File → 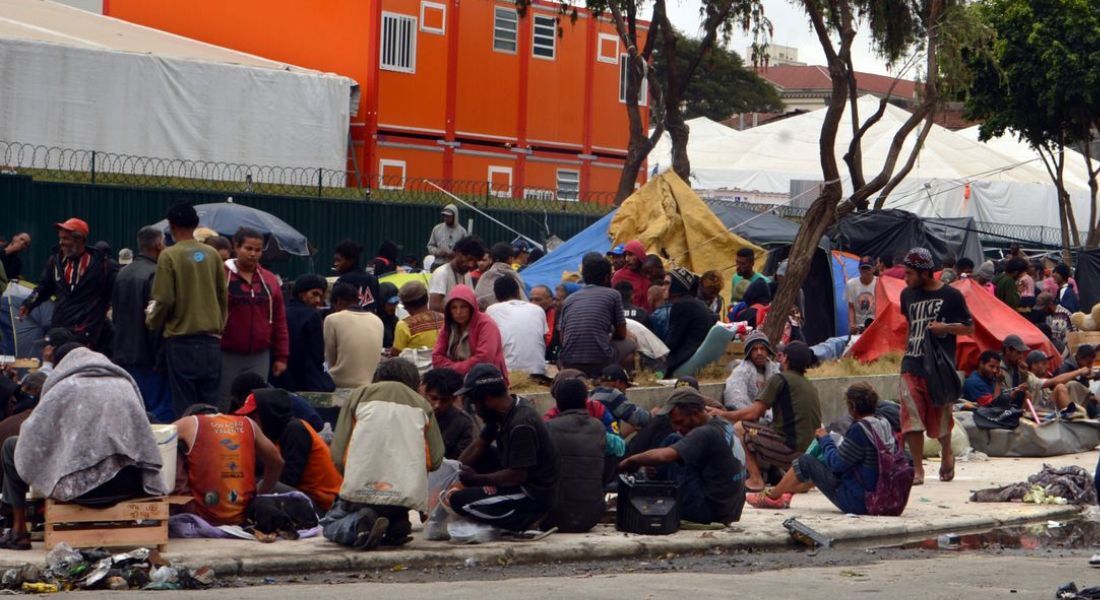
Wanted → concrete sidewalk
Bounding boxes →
[0,453,1091,577]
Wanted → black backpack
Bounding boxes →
[921,332,961,406]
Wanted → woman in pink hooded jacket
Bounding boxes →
[432,285,509,386]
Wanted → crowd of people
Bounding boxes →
[0,200,1092,551]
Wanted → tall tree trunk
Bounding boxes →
[1085,142,1100,248]
[610,3,662,204]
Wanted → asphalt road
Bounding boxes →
[64,549,1100,599]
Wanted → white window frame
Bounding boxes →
[380,12,417,73]
[378,159,407,190]
[492,6,518,54]
[523,188,555,201]
[532,14,556,60]
[419,1,446,35]
[487,166,513,198]
[597,33,619,64]
[618,53,647,104]
[556,169,580,201]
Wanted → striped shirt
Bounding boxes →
[558,286,625,365]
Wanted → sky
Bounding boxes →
[655,0,897,76]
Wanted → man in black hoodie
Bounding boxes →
[665,267,717,375]
[272,275,335,393]
[21,218,116,351]
[333,239,381,314]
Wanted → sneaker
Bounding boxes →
[1089,553,1100,567]
[746,492,792,510]
[353,516,389,551]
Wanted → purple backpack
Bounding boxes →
[857,420,914,516]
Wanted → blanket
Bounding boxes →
[14,347,167,500]
[969,464,1097,505]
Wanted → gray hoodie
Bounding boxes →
[427,203,468,257]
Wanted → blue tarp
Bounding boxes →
[830,251,861,337]
[522,210,616,291]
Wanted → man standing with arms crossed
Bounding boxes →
[898,248,972,485]
[147,202,228,417]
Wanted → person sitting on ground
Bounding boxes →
[707,341,822,492]
[543,370,616,433]
[0,372,44,448]
[1031,292,1074,350]
[273,274,335,394]
[698,270,726,319]
[557,253,637,377]
[447,365,560,533]
[322,358,443,550]
[664,267,718,376]
[474,242,527,310]
[333,239,381,313]
[229,372,324,432]
[324,282,384,389]
[486,276,548,377]
[174,405,284,526]
[429,236,484,313]
[611,241,654,311]
[1024,350,1092,418]
[995,257,1028,312]
[1057,344,1100,418]
[1,345,169,549]
[545,378,608,533]
[962,351,1023,409]
[590,365,650,437]
[378,282,400,351]
[746,383,896,513]
[733,277,772,329]
[420,367,477,460]
[722,331,781,413]
[391,280,445,355]
[431,284,509,383]
[619,387,746,525]
[615,281,650,330]
[731,247,766,303]
[235,388,342,512]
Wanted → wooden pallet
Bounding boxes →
[44,497,169,552]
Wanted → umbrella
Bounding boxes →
[150,202,313,261]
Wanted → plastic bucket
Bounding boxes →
[151,424,178,493]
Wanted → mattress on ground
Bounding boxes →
[959,411,1100,457]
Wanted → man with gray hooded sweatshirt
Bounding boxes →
[427,204,468,262]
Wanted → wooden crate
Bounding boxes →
[45,497,169,552]
[1066,331,1100,354]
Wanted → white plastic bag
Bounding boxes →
[425,459,462,541]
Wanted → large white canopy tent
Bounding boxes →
[654,96,1094,232]
[957,125,1096,199]
[647,116,741,175]
[0,0,357,182]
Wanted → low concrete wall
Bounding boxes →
[525,373,900,424]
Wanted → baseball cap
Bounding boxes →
[599,365,633,387]
[859,256,874,270]
[54,218,89,238]
[455,364,506,396]
[118,248,134,266]
[234,393,259,416]
[1003,335,1029,353]
[666,387,706,409]
[608,244,626,256]
[399,280,428,304]
[45,327,78,347]
[674,375,700,390]
[1026,350,1053,366]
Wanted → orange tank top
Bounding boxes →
[187,415,257,525]
[291,420,343,512]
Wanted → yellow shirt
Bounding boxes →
[392,311,444,352]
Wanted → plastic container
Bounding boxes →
[150,424,178,493]
[615,474,680,535]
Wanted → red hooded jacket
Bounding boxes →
[432,285,510,385]
[221,259,290,362]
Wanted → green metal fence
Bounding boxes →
[1,174,605,281]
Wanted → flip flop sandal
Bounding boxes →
[503,527,557,542]
[939,465,955,482]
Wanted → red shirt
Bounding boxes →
[612,267,652,311]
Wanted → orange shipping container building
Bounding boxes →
[106,0,647,203]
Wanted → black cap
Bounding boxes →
[45,327,78,347]
[666,387,706,409]
[600,365,632,386]
[455,364,506,397]
[1003,335,1029,353]
[1026,350,1053,366]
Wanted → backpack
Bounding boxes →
[856,420,914,516]
[921,331,961,407]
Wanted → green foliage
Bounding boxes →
[652,31,783,120]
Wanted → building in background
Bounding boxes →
[107,0,648,203]
[753,44,805,67]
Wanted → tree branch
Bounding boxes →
[874,110,934,206]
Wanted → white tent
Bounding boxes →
[957,126,1095,195]
[647,117,739,175]
[665,96,1093,231]
[0,0,357,182]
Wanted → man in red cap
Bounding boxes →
[611,240,653,311]
[20,218,116,349]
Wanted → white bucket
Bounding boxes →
[151,424,178,494]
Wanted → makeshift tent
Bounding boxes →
[1075,249,1100,312]
[849,277,1060,372]
[520,210,616,292]
[610,172,765,292]
[671,96,1080,230]
[0,0,355,181]
[831,209,985,267]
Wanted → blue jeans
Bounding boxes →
[793,454,867,515]
[321,501,412,548]
[124,365,174,423]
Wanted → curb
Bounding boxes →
[166,504,1083,577]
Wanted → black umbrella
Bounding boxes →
[151,201,313,261]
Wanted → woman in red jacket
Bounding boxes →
[218,227,290,405]
[431,285,509,386]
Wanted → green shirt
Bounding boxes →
[994,273,1021,310]
[758,371,821,453]
[146,240,228,337]
[731,272,768,303]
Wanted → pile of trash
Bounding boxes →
[1,543,214,592]
[969,464,1097,505]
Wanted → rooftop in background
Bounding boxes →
[0,0,331,74]
[756,64,918,102]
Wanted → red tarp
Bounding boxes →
[850,277,1061,373]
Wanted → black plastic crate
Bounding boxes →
[615,474,680,535]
